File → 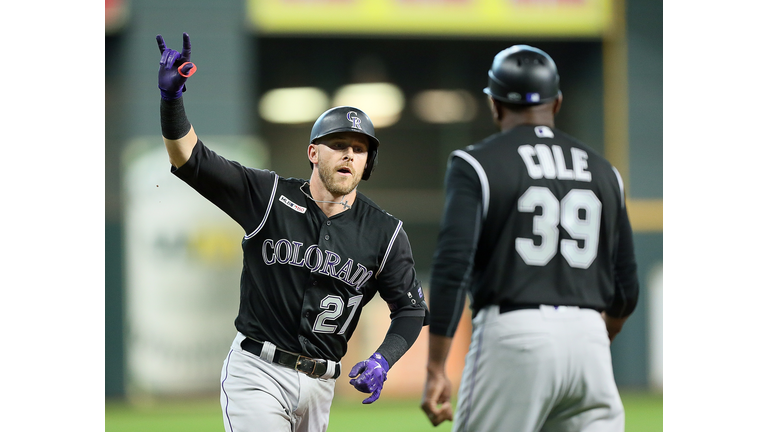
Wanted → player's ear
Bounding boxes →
[488,96,502,122]
[308,143,319,165]
[552,92,563,115]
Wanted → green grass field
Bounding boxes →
[106,391,661,432]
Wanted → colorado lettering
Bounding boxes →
[518,144,592,182]
[262,239,373,289]
[320,251,342,277]
[303,245,324,272]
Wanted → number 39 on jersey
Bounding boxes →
[515,186,601,269]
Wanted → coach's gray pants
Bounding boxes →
[220,332,337,432]
[453,305,624,432]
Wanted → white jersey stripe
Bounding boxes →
[245,174,280,239]
[612,167,626,208]
[451,150,490,220]
[376,220,403,278]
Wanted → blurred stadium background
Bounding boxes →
[105,0,661,413]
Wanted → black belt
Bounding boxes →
[499,304,600,314]
[241,338,341,379]
[499,304,541,314]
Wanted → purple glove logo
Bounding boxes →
[156,33,197,101]
[348,353,390,404]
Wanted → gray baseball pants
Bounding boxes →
[220,332,337,432]
[453,305,624,432]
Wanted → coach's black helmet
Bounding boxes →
[310,106,380,180]
[483,45,561,105]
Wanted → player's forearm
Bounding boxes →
[606,207,639,318]
[426,333,453,373]
[163,126,197,168]
[374,315,424,367]
[160,97,197,168]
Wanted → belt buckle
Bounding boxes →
[295,355,324,378]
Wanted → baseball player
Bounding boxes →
[420,45,640,431]
[156,33,428,432]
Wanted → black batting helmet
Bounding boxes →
[483,45,560,105]
[309,106,380,180]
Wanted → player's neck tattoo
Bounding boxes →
[301,182,351,210]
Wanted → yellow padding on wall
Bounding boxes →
[626,199,662,232]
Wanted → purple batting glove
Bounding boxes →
[156,33,196,100]
[348,353,389,404]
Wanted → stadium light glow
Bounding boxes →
[412,89,478,124]
[259,87,329,124]
[332,83,404,128]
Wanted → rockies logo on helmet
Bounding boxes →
[347,111,363,130]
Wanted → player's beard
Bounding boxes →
[317,158,362,196]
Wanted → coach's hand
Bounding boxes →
[421,367,454,426]
[156,32,197,101]
[602,312,629,343]
[348,353,389,404]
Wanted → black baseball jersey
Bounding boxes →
[429,125,639,337]
[173,139,425,362]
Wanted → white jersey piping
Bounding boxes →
[245,174,280,239]
[451,150,490,220]
[376,220,403,278]
[612,166,626,208]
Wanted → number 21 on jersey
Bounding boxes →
[515,186,601,269]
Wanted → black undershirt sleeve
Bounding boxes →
[374,315,424,368]
[605,204,640,318]
[428,156,483,337]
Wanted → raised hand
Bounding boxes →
[156,32,197,100]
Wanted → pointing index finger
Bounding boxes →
[156,35,166,54]
[181,32,192,61]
